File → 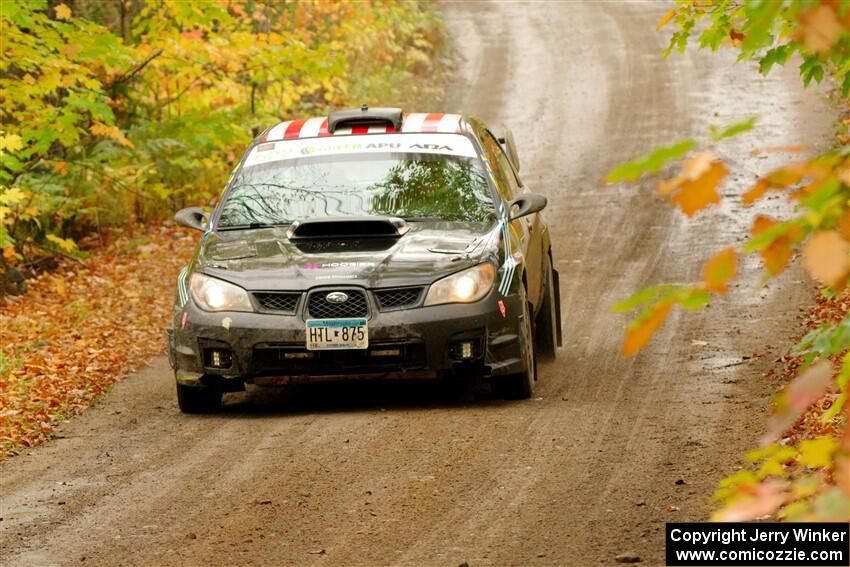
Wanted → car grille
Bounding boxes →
[307,289,368,319]
[374,287,424,311]
[254,292,301,313]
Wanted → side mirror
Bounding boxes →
[174,207,209,232]
[507,193,547,221]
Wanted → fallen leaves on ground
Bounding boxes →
[714,290,850,521]
[0,224,194,458]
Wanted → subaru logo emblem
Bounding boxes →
[325,291,349,304]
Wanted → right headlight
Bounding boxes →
[424,263,496,306]
[189,273,253,312]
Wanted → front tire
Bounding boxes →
[176,382,222,414]
[495,297,536,400]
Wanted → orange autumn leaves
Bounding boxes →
[803,231,850,288]
[745,155,850,289]
[0,226,195,457]
[617,149,850,356]
[622,247,737,356]
[658,151,728,217]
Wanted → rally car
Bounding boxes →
[167,106,562,413]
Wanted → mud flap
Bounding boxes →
[166,328,177,369]
[553,268,563,347]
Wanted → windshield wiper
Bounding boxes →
[216,221,290,231]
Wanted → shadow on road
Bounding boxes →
[214,378,521,418]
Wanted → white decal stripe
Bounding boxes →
[437,113,461,133]
[299,117,325,138]
[334,126,352,135]
[498,221,513,295]
[500,259,515,296]
[401,113,427,132]
[177,267,188,305]
[265,121,291,141]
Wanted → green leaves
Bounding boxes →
[660,0,847,92]
[760,44,795,74]
[0,1,447,264]
[710,117,756,141]
[604,139,695,182]
[795,317,850,365]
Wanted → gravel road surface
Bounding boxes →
[0,2,835,566]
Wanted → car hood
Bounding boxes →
[197,221,499,291]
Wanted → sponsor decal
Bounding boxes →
[180,311,189,329]
[243,133,477,167]
[315,274,359,280]
[498,299,507,318]
[409,143,453,151]
[302,261,376,270]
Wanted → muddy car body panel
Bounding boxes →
[167,108,561,412]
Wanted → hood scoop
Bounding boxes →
[287,217,410,240]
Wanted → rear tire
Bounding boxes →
[535,256,559,361]
[176,382,222,414]
[495,296,536,400]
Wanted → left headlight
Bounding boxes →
[424,263,496,306]
[189,273,253,312]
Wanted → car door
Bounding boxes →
[479,129,544,308]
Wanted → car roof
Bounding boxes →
[259,111,464,142]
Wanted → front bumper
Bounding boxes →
[167,287,527,386]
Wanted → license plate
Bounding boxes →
[305,318,368,350]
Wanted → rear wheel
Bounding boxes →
[495,295,536,400]
[176,382,222,414]
[535,256,559,361]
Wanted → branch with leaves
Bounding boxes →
[608,0,849,522]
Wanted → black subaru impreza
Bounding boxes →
[168,107,561,413]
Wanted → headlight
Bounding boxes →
[189,273,253,312]
[424,263,495,306]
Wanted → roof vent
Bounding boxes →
[328,106,403,133]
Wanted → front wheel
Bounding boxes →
[495,297,536,400]
[176,382,222,414]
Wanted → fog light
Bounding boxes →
[284,352,314,359]
[206,348,232,368]
[461,341,474,359]
[371,349,401,357]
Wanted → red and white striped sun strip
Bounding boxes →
[261,113,462,142]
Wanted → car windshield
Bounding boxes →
[217,153,495,228]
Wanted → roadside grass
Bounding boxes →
[0,226,194,457]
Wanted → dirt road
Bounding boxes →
[0,2,835,566]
